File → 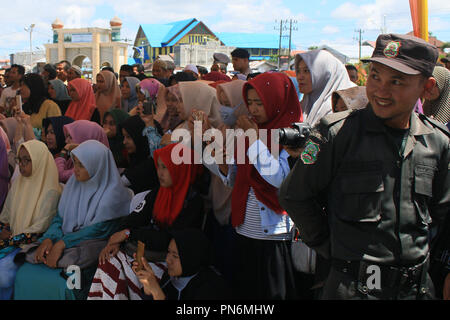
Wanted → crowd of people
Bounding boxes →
[0,34,448,301]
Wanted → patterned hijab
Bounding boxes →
[295,50,356,126]
[59,140,132,234]
[423,66,450,124]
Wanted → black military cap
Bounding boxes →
[231,48,250,59]
[362,33,438,77]
[213,52,230,64]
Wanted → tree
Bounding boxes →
[308,46,319,50]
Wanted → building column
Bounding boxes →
[92,31,100,82]
[57,30,65,62]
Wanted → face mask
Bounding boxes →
[219,105,237,126]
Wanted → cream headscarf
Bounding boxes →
[95,70,122,122]
[216,79,249,121]
[423,66,450,124]
[295,50,356,126]
[178,81,223,129]
[0,140,61,236]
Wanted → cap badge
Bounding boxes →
[383,41,401,58]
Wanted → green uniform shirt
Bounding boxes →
[279,106,450,267]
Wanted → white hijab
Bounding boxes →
[296,50,356,126]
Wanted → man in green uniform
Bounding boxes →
[279,34,449,300]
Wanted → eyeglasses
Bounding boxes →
[15,157,31,166]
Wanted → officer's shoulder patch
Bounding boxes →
[419,114,450,138]
[301,140,320,165]
[320,109,356,127]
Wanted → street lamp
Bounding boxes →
[24,24,35,71]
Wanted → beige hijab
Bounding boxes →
[178,81,223,129]
[332,86,369,112]
[95,70,122,122]
[216,79,249,120]
[0,140,61,235]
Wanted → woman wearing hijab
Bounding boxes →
[0,140,61,299]
[20,73,62,130]
[133,78,167,123]
[88,143,205,300]
[95,70,122,123]
[0,138,9,212]
[295,50,356,126]
[42,116,74,157]
[48,79,72,115]
[13,140,132,300]
[102,109,129,168]
[55,120,109,183]
[133,229,231,300]
[423,66,450,125]
[120,76,140,112]
[65,78,96,121]
[331,86,369,113]
[203,72,302,300]
[160,85,184,133]
[120,115,159,194]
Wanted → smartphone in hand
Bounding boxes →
[142,99,156,115]
[136,241,145,271]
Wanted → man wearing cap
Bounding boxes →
[441,53,450,71]
[231,48,251,77]
[67,65,82,82]
[279,34,449,300]
[213,52,230,74]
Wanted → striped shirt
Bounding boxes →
[236,188,291,241]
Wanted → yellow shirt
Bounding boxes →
[30,99,62,129]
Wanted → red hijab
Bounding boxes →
[152,143,202,227]
[203,71,231,83]
[231,72,303,227]
[65,79,96,121]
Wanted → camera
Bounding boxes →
[279,123,312,148]
[142,99,157,115]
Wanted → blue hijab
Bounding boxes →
[122,77,140,112]
[58,140,132,234]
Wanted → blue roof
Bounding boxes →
[140,19,197,47]
[166,21,200,47]
[216,32,280,49]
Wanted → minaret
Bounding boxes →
[110,16,122,42]
[51,18,64,43]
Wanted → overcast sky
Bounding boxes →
[0,0,449,61]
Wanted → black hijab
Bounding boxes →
[42,116,74,154]
[170,229,212,277]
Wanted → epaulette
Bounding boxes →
[320,109,357,127]
[418,113,450,138]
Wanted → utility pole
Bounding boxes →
[24,24,35,71]
[275,19,298,70]
[355,28,364,62]
[276,20,283,70]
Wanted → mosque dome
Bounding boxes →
[110,16,122,27]
[51,18,64,29]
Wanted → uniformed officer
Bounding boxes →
[279,34,450,300]
[213,52,231,74]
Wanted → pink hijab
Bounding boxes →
[95,71,122,122]
[138,78,167,122]
[63,120,110,148]
[66,79,96,121]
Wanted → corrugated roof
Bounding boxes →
[216,32,280,49]
[140,19,197,47]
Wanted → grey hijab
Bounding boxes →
[295,50,356,126]
[423,66,450,124]
[49,79,71,101]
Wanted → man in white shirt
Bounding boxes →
[0,64,24,116]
